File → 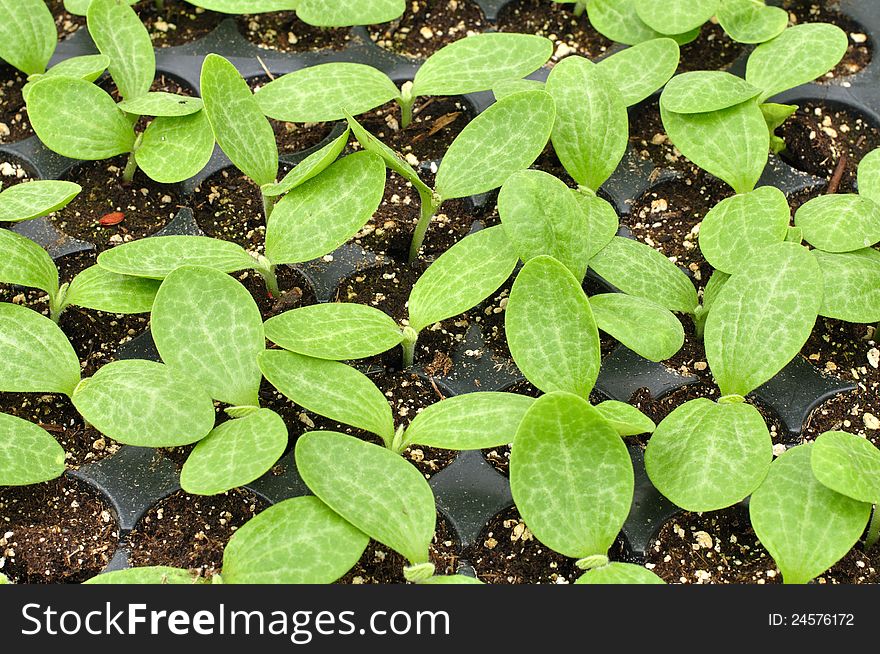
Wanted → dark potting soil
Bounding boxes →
[495,0,613,62]
[645,505,879,584]
[136,0,225,47]
[677,22,744,73]
[128,488,268,575]
[233,266,317,319]
[529,142,579,188]
[0,156,33,192]
[0,64,30,145]
[237,11,352,52]
[45,0,85,39]
[783,0,873,81]
[0,475,118,583]
[338,513,459,584]
[779,102,880,193]
[628,99,698,177]
[249,76,336,154]
[368,0,486,59]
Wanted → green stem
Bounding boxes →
[261,191,276,222]
[399,81,415,129]
[573,1,586,17]
[49,283,69,324]
[400,325,418,369]
[258,264,280,298]
[122,133,143,184]
[866,507,880,550]
[408,189,441,263]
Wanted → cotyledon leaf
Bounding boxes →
[660,70,761,114]
[420,575,484,585]
[811,431,880,505]
[511,392,634,559]
[0,229,58,296]
[63,0,137,16]
[84,567,207,585]
[159,1,292,15]
[596,38,680,107]
[295,431,436,565]
[39,53,110,82]
[0,302,80,396]
[222,496,369,584]
[403,392,536,450]
[645,398,773,512]
[118,92,205,117]
[588,0,664,45]
[493,78,545,101]
[258,350,395,446]
[795,194,880,253]
[576,563,666,584]
[152,266,265,407]
[296,0,406,26]
[857,147,880,205]
[594,400,656,437]
[505,256,601,398]
[750,444,871,584]
[87,0,155,101]
[181,409,288,496]
[589,293,685,362]
[408,225,519,333]
[135,111,217,184]
[717,0,788,44]
[634,0,719,36]
[71,359,216,447]
[264,303,403,360]
[65,265,160,314]
[0,413,65,486]
[261,128,349,197]
[812,248,880,323]
[0,0,56,75]
[0,180,81,223]
[705,242,821,397]
[574,193,619,259]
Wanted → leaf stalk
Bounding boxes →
[400,325,418,369]
[408,189,442,263]
[399,81,415,130]
[122,133,144,184]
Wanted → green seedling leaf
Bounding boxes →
[0,303,80,395]
[264,303,403,360]
[762,101,798,153]
[223,496,369,584]
[259,350,395,446]
[265,152,385,265]
[705,242,820,397]
[588,0,664,45]
[72,359,216,447]
[857,147,880,205]
[747,23,848,102]
[411,33,552,97]
[409,225,519,333]
[545,56,627,191]
[87,0,155,101]
[170,0,292,14]
[589,293,684,362]
[645,398,772,511]
[201,53,278,187]
[660,98,768,194]
[511,392,634,559]
[0,229,58,297]
[795,194,880,253]
[64,0,137,15]
[811,431,880,505]
[694,269,730,334]
[576,563,666,584]
[297,0,406,26]
[40,53,110,82]
[812,249,880,323]
[27,77,136,159]
[635,0,718,36]
[65,265,160,314]
[434,90,555,200]
[296,431,436,565]
[575,194,619,259]
[750,444,871,584]
[181,409,288,495]
[589,236,698,314]
[594,400,656,436]
[498,169,593,281]
[97,235,257,280]
[0,0,55,75]
[84,568,206,585]
[596,38,680,107]
[152,266,264,407]
[661,71,761,114]
[717,0,788,44]
[699,185,790,273]
[506,256,601,397]
[492,78,545,102]
[118,92,205,117]
[135,111,216,184]
[420,575,484,585]
[0,413,65,485]
[262,128,349,197]
[403,392,536,450]
[256,63,400,123]
[0,180,81,223]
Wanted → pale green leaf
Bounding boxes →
[511,392,633,559]
[42,54,110,82]
[170,0,292,14]
[265,152,386,265]
[505,256,601,397]
[262,128,349,197]
[264,303,403,360]
[576,563,666,584]
[72,359,216,447]
[596,38,680,107]
[65,265,159,314]
[0,180,81,223]
[705,242,820,397]
[795,194,880,253]
[545,56,627,191]
[297,0,405,26]
[201,54,278,186]
[152,266,264,407]
[661,71,761,114]
[295,431,436,565]
[403,392,536,450]
[181,409,288,495]
[590,293,684,362]
[409,225,519,333]
[420,575,484,585]
[0,413,65,485]
[259,350,395,446]
[0,302,80,396]
[746,24,848,102]
[750,444,871,584]
[222,496,369,584]
[27,77,136,159]
[857,148,880,206]
[135,111,216,184]
[594,400,656,436]
[588,0,664,45]
[811,431,880,505]
[589,236,699,314]
[87,0,155,101]
[84,567,207,585]
[434,90,555,200]
[64,0,137,15]
[635,0,718,35]
[717,0,788,44]
[118,92,204,117]
[492,79,545,102]
[0,0,55,75]
[813,249,880,323]
[575,194,619,259]
[0,229,58,297]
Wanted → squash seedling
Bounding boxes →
[256,33,552,129]
[26,0,215,184]
[183,0,406,26]
[659,23,848,193]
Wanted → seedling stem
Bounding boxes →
[573,2,586,17]
[49,283,69,324]
[399,81,415,130]
[122,133,143,184]
[409,189,442,262]
[401,325,418,369]
[261,191,276,221]
[253,254,281,298]
[867,508,879,550]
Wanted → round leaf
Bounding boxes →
[588,0,664,45]
[634,0,718,36]
[0,229,58,297]
[661,71,762,114]
[0,413,65,485]
[87,0,155,101]
[135,111,216,184]
[811,431,880,505]
[118,92,205,117]
[717,0,788,44]
[40,54,111,83]
[66,265,160,314]
[0,180,81,223]
[795,194,880,253]
[576,563,665,584]
[296,0,406,26]
[596,38,680,107]
[594,400,656,437]
[589,293,685,362]
[812,248,880,323]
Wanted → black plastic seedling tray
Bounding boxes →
[0,0,875,576]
